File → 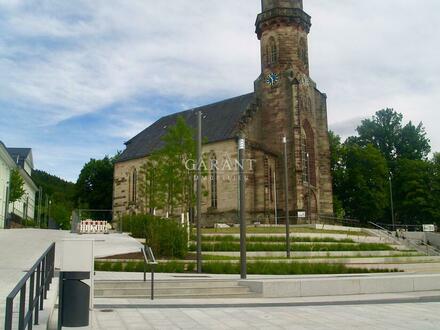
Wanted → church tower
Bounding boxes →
[254,0,333,221]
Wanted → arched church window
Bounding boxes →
[210,154,218,209]
[301,120,316,186]
[301,131,309,183]
[267,37,278,65]
[298,37,308,67]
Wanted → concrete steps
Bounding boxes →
[94,280,257,299]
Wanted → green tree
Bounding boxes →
[355,108,430,163]
[338,144,389,224]
[139,116,196,216]
[393,158,438,225]
[328,131,345,218]
[9,168,25,203]
[76,156,114,211]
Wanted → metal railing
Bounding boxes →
[4,243,55,330]
[369,221,440,256]
[141,246,158,300]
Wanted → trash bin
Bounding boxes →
[60,272,91,327]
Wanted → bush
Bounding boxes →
[121,214,188,258]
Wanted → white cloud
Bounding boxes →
[1,0,440,180]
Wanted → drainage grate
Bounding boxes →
[99,309,114,313]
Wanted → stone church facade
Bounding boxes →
[113,0,333,225]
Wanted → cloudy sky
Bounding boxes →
[1,0,439,182]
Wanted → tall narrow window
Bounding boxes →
[269,167,274,203]
[302,120,316,186]
[130,169,137,203]
[268,37,278,65]
[301,132,309,183]
[210,155,218,209]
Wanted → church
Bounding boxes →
[113,0,333,225]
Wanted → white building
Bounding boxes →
[7,148,38,223]
[0,142,15,228]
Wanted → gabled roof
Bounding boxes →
[117,93,256,163]
[7,148,32,168]
[0,141,16,168]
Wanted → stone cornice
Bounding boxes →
[255,7,311,38]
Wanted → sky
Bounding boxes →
[1,0,439,182]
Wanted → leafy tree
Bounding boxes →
[355,108,430,164]
[328,131,345,218]
[76,156,114,211]
[338,144,389,224]
[139,116,196,216]
[393,159,438,225]
[9,168,25,203]
[397,121,431,161]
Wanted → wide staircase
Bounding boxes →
[94,279,257,299]
[94,224,440,299]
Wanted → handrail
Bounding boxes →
[369,221,440,256]
[4,242,56,330]
[141,246,158,300]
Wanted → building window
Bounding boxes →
[267,37,278,65]
[298,37,309,67]
[210,155,218,209]
[301,132,309,183]
[269,166,274,203]
[302,120,316,186]
[130,169,137,203]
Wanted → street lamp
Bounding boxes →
[282,136,291,258]
[389,173,395,231]
[196,111,202,273]
[238,135,247,279]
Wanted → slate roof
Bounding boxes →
[117,93,255,163]
[7,148,32,168]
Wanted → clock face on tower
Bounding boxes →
[265,72,279,87]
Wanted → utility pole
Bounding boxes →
[283,136,291,258]
[389,173,395,231]
[196,111,202,273]
[238,135,247,279]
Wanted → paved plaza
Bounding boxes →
[92,301,440,330]
[0,229,141,325]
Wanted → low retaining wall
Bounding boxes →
[239,274,440,298]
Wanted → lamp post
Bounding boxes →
[306,152,311,224]
[196,111,202,273]
[282,136,291,258]
[238,135,247,279]
[389,173,395,231]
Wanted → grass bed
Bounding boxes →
[95,260,396,275]
[188,242,393,252]
[200,227,369,236]
[196,235,355,244]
